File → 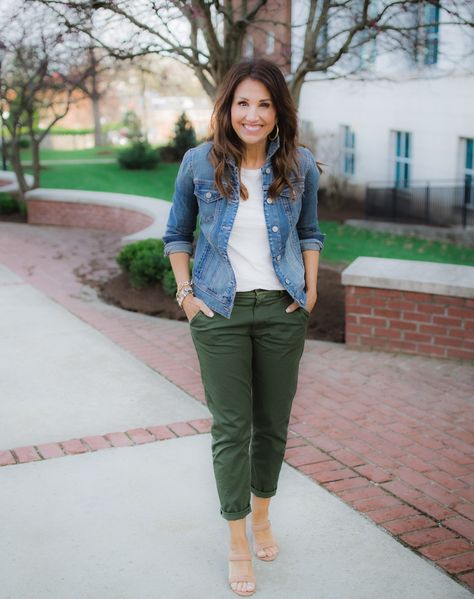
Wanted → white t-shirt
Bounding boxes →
[227,167,285,292]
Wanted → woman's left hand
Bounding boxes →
[285,289,318,314]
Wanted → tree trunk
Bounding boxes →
[31,137,41,189]
[289,72,306,109]
[9,139,28,202]
[91,91,103,147]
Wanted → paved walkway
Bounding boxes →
[0,221,473,597]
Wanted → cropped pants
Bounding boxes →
[189,289,309,521]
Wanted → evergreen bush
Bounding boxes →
[117,141,160,170]
[172,112,197,160]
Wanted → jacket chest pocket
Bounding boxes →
[194,180,225,223]
[280,178,304,223]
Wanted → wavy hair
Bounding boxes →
[209,58,302,201]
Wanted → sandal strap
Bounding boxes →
[229,551,252,561]
[228,574,257,584]
[252,518,271,532]
[254,541,279,552]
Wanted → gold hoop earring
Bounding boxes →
[269,123,279,141]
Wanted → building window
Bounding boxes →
[341,125,355,176]
[355,0,378,68]
[266,31,275,55]
[424,2,440,65]
[394,131,411,188]
[464,138,474,203]
[412,1,440,65]
[318,21,329,62]
[244,36,254,58]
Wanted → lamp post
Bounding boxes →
[0,42,7,171]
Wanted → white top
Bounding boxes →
[227,167,285,292]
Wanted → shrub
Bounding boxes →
[162,268,177,296]
[0,194,21,214]
[158,144,180,163]
[116,239,170,288]
[117,141,160,170]
[172,112,197,160]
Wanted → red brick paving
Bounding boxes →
[0,222,473,591]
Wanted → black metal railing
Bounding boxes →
[365,179,473,227]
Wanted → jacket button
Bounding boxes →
[205,191,212,198]
[276,255,281,261]
[272,225,278,232]
[266,198,273,204]
[285,278,290,284]
[265,167,271,174]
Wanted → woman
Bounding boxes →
[163,58,325,597]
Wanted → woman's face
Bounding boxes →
[230,77,277,149]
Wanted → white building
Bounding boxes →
[292,1,474,211]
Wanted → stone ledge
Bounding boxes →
[24,188,171,245]
[341,256,474,299]
[0,170,34,193]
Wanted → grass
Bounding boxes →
[319,220,474,266]
[20,146,119,161]
[25,162,179,201]
[19,157,474,266]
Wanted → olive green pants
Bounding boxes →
[189,289,309,521]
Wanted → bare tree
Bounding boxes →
[36,0,474,105]
[0,4,89,198]
[65,44,119,146]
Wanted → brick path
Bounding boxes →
[1,222,473,591]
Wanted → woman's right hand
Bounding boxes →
[182,293,214,322]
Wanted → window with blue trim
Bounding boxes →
[465,138,473,203]
[341,125,355,176]
[394,131,411,188]
[424,3,440,65]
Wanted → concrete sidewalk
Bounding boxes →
[0,261,472,598]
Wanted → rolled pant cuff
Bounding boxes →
[220,504,252,521]
[251,485,277,499]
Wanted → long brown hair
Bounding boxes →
[209,58,300,201]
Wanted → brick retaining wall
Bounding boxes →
[342,257,474,361]
[345,285,474,360]
[27,200,153,235]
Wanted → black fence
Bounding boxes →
[365,179,473,228]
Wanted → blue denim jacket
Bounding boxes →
[163,137,326,318]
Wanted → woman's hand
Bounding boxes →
[182,293,214,321]
[285,288,318,314]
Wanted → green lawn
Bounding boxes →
[319,220,474,266]
[21,158,474,266]
[20,146,119,161]
[26,162,179,201]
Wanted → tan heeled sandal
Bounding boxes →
[228,550,257,597]
[251,519,279,561]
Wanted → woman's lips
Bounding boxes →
[242,124,263,132]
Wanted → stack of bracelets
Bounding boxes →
[176,280,194,308]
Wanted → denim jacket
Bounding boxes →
[162,137,326,318]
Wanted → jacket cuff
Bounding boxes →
[163,240,193,256]
[300,234,325,252]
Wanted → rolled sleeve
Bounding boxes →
[297,148,326,252]
[162,148,198,256]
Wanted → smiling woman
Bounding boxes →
[162,58,326,598]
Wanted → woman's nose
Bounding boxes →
[246,106,258,121]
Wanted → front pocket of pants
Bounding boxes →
[189,310,204,325]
